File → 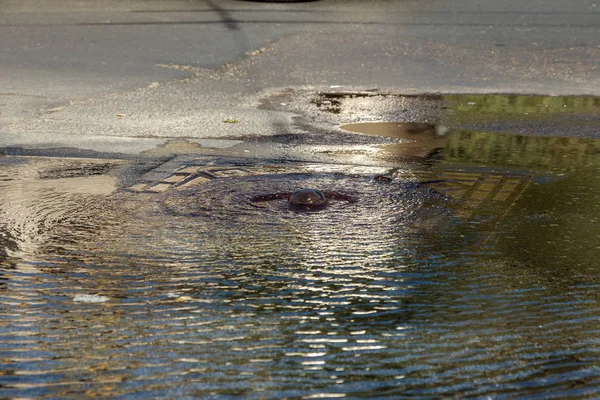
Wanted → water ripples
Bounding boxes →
[2,162,600,398]
[4,244,600,398]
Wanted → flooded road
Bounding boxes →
[2,96,600,398]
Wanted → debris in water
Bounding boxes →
[166,293,193,302]
[73,294,110,303]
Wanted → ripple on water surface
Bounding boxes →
[3,109,600,398]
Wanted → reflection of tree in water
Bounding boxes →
[494,166,600,289]
[445,94,600,116]
[423,128,600,392]
[436,119,600,290]
[435,124,600,297]
[443,130,600,170]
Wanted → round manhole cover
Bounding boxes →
[156,166,454,232]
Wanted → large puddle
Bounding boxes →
[2,95,600,398]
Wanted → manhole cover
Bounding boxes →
[123,157,533,234]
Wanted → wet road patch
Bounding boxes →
[3,150,599,399]
[264,90,600,141]
[3,91,600,399]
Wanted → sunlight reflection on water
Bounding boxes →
[2,118,600,398]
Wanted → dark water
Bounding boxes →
[3,109,600,397]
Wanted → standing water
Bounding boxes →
[2,95,600,398]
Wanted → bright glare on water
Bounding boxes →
[2,95,600,398]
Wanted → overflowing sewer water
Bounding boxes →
[2,97,600,398]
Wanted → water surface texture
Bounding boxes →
[2,98,600,398]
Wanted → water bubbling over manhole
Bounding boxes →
[159,170,453,229]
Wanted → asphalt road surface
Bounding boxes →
[2,3,600,398]
[0,0,599,155]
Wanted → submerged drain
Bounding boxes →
[122,157,534,232]
[158,169,451,221]
[251,188,355,208]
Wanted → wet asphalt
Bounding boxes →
[1,0,599,159]
[2,2,600,398]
